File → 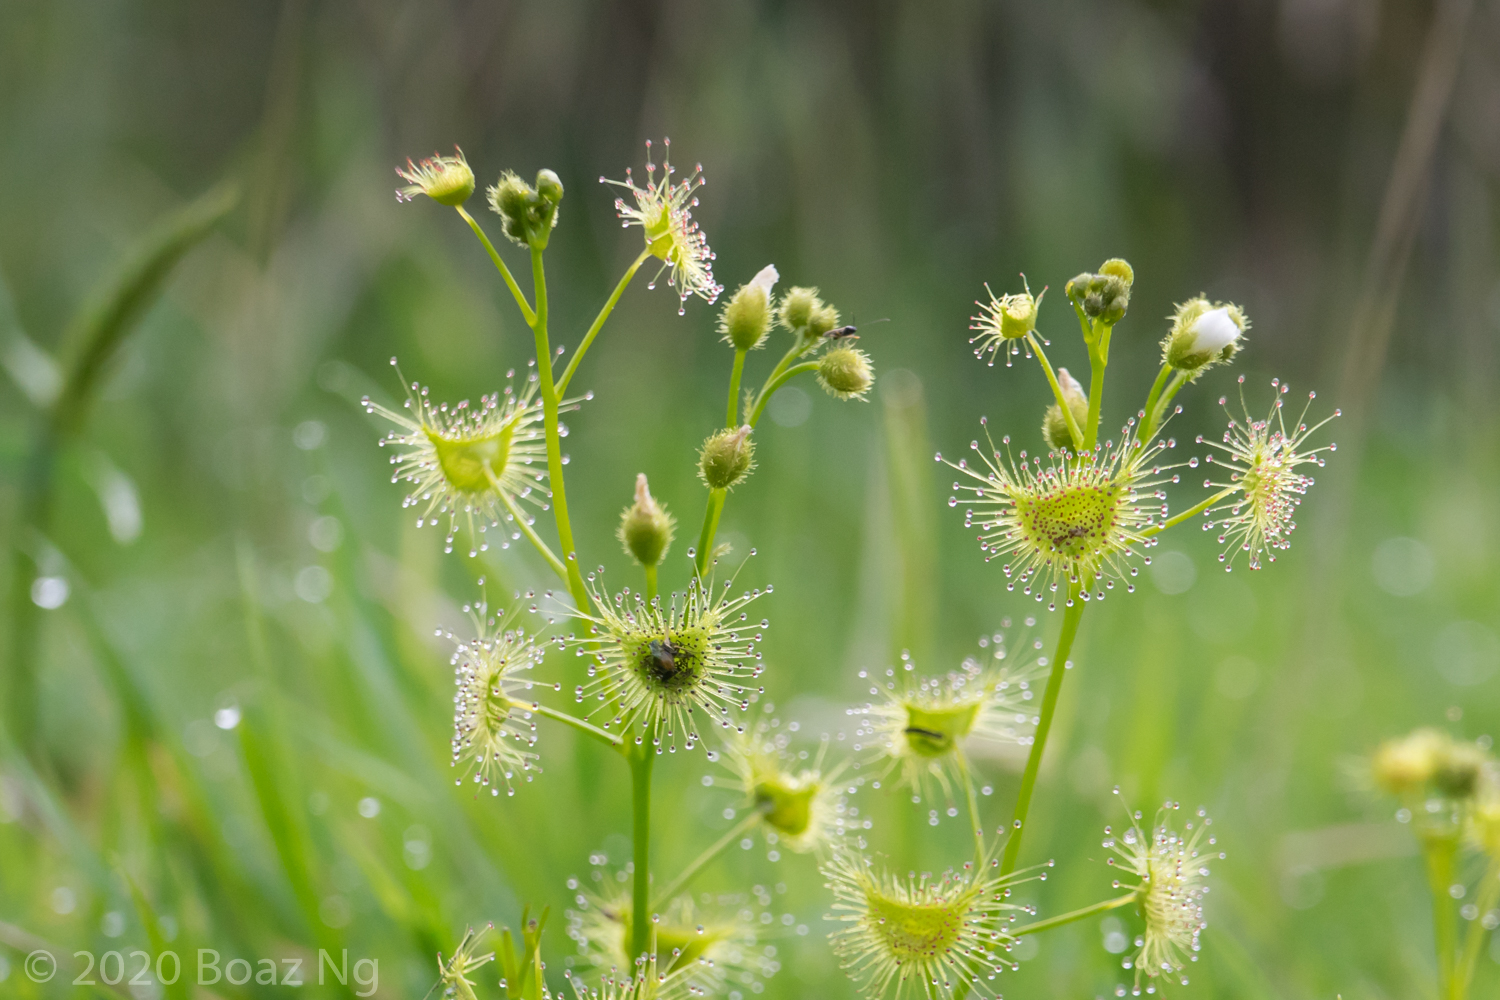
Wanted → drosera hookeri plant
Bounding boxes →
[813,256,1337,1000]
[370,137,1340,997]
[365,137,881,997]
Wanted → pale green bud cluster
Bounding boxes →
[1163,297,1248,376]
[1065,257,1134,324]
[617,473,676,568]
[1372,728,1490,800]
[487,168,564,249]
[777,286,841,353]
[817,345,874,400]
[1042,366,1088,451]
[719,264,779,351]
[698,425,755,490]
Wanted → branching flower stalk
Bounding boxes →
[383,141,879,995]
[385,149,1338,999]
[945,259,1337,884]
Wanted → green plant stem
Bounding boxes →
[528,703,622,749]
[629,748,655,960]
[556,248,651,397]
[1000,583,1085,876]
[1025,332,1084,452]
[1083,325,1112,452]
[1139,364,1174,444]
[958,756,985,870]
[457,206,535,326]
[1010,893,1138,936]
[528,247,590,612]
[1147,370,1190,441]
[644,565,658,604]
[1423,831,1459,999]
[495,479,567,582]
[1454,857,1500,1000]
[726,349,747,427]
[651,809,764,908]
[748,362,819,428]
[758,341,806,399]
[1140,487,1237,539]
[694,489,727,578]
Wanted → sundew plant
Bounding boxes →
[376,146,1337,1000]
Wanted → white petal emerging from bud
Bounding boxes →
[1056,366,1086,402]
[1188,307,1241,355]
[749,263,779,298]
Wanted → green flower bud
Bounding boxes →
[1435,741,1489,800]
[720,265,779,351]
[698,425,755,490]
[1042,367,1089,452]
[535,168,564,205]
[1098,257,1134,285]
[1163,297,1248,376]
[486,170,561,248]
[1065,259,1133,324]
[817,345,875,400]
[396,149,476,207]
[777,286,841,352]
[616,473,676,568]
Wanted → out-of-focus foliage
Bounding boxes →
[2,1,1499,997]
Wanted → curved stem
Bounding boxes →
[694,489,727,578]
[1010,893,1137,936]
[556,249,651,397]
[651,809,764,908]
[1139,487,1237,540]
[727,349,747,427]
[456,207,534,326]
[528,702,623,749]
[1138,364,1174,445]
[748,362,819,428]
[1000,584,1085,876]
[644,565,658,604]
[494,480,567,582]
[1454,856,1500,1000]
[529,247,590,611]
[630,749,655,960]
[1025,333,1084,452]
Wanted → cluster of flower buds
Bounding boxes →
[778,286,842,354]
[488,168,565,249]
[1373,728,1492,802]
[1065,257,1134,324]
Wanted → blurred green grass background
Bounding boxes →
[2,1,1499,997]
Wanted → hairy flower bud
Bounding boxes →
[1042,367,1089,451]
[720,265,779,351]
[698,426,755,490]
[396,149,476,206]
[778,286,840,352]
[1065,259,1134,324]
[817,346,875,400]
[616,473,676,568]
[1164,298,1248,376]
[487,169,562,248]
